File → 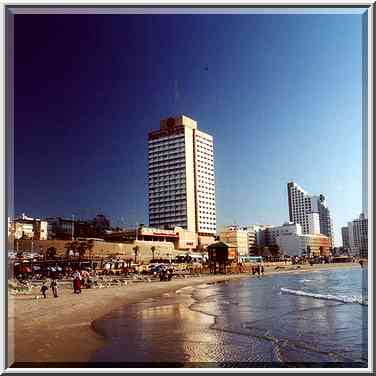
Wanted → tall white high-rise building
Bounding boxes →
[307,212,320,235]
[346,213,368,257]
[287,181,334,246]
[341,226,350,250]
[148,115,216,235]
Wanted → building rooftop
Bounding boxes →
[287,181,309,195]
[160,115,197,130]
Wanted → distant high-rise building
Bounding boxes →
[287,182,334,246]
[148,115,216,236]
[347,214,368,257]
[341,226,350,250]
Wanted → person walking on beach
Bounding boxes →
[257,264,261,278]
[40,282,48,298]
[261,265,264,276]
[50,278,58,298]
[159,269,166,281]
[72,270,82,294]
[167,266,173,281]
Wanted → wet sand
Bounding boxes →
[9,262,361,367]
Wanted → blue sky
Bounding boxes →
[14,12,366,246]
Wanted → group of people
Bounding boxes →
[159,267,174,281]
[251,264,264,277]
[39,270,84,298]
[40,279,58,298]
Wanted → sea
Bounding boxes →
[91,267,368,367]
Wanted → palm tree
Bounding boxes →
[133,245,140,264]
[151,246,156,261]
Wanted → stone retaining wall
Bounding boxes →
[13,239,179,262]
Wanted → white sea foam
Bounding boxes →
[299,279,312,283]
[280,287,367,306]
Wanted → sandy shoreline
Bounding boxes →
[9,262,361,367]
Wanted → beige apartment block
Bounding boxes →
[219,226,249,256]
[9,216,48,241]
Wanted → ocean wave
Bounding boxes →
[280,287,367,306]
[299,279,312,283]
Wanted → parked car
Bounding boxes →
[149,264,167,275]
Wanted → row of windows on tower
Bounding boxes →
[149,173,185,182]
[149,135,185,146]
[149,160,186,169]
[199,224,216,230]
[149,141,184,151]
[197,171,214,179]
[150,209,187,216]
[196,159,214,168]
[149,143,184,151]
[199,212,216,219]
[149,191,187,199]
[149,203,187,211]
[197,185,215,192]
[151,221,187,228]
[149,166,186,175]
[149,198,187,205]
[150,180,186,188]
[196,137,213,149]
[196,150,213,161]
[151,214,188,221]
[199,198,216,205]
[149,161,185,170]
[149,153,185,163]
[196,146,213,154]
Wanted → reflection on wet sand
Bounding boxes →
[92,268,367,366]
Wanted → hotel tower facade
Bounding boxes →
[287,181,334,246]
[148,115,216,236]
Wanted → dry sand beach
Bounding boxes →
[8,262,361,367]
